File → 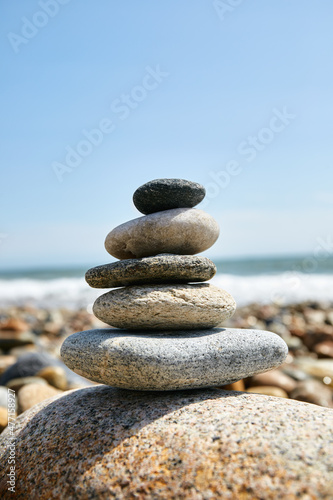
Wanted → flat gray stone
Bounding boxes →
[85,254,216,288]
[1,387,332,498]
[61,328,288,390]
[133,178,206,214]
[105,208,219,259]
[93,283,236,329]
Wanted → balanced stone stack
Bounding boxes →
[61,179,288,390]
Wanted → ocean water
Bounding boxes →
[1,255,333,309]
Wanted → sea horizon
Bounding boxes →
[1,252,333,279]
[1,253,333,310]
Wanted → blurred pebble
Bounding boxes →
[249,369,297,395]
[0,331,37,350]
[220,380,245,391]
[9,345,38,357]
[7,376,48,392]
[0,355,17,376]
[0,386,8,408]
[290,380,333,408]
[18,383,62,414]
[247,386,288,398]
[0,318,29,332]
[314,341,333,359]
[0,407,8,432]
[0,352,92,388]
[295,359,333,387]
[303,309,326,324]
[281,366,310,382]
[326,310,333,325]
[36,366,68,390]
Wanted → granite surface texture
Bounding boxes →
[1,386,332,499]
[93,283,236,329]
[61,327,288,390]
[85,254,216,288]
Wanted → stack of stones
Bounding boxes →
[61,179,288,390]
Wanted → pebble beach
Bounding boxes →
[1,178,333,498]
[0,298,332,433]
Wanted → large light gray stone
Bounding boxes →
[85,254,216,288]
[61,328,288,390]
[93,283,236,329]
[2,387,332,498]
[104,208,219,259]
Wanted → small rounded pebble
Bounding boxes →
[0,355,16,376]
[0,407,7,432]
[290,379,333,408]
[249,369,297,394]
[6,376,48,393]
[85,254,216,288]
[36,366,68,390]
[133,178,205,214]
[0,387,8,409]
[17,383,62,414]
[0,330,36,349]
[247,386,289,398]
[93,283,236,330]
[105,208,219,259]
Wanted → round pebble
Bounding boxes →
[61,327,288,390]
[93,283,236,330]
[247,386,289,398]
[105,208,219,260]
[0,407,7,433]
[6,376,48,393]
[133,178,205,214]
[17,383,62,415]
[85,254,216,288]
[36,366,68,390]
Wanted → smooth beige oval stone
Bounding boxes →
[93,283,236,330]
[17,383,62,414]
[36,366,68,390]
[104,208,219,259]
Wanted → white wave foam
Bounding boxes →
[0,273,333,309]
[211,273,333,306]
[0,278,101,310]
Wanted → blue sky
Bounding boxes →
[1,0,333,270]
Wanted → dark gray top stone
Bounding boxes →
[85,254,216,288]
[133,178,206,214]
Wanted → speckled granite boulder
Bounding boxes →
[105,208,219,259]
[1,386,332,499]
[85,254,216,288]
[60,328,288,390]
[133,178,206,214]
[93,284,236,330]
